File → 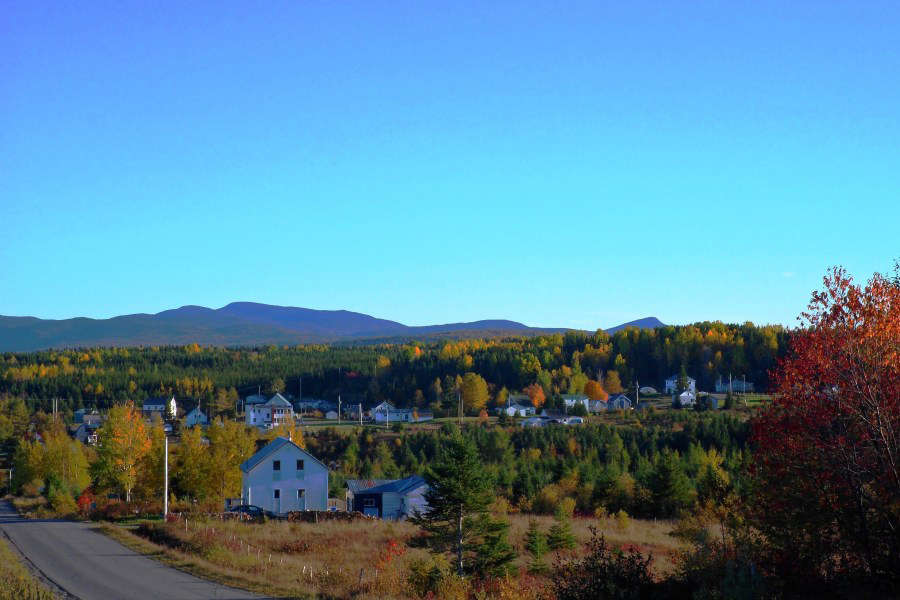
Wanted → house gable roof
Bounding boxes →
[239,437,329,473]
[262,393,292,408]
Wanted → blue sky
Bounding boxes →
[2,2,898,330]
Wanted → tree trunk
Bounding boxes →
[457,507,463,576]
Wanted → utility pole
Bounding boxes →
[338,395,341,424]
[458,389,462,426]
[163,434,169,519]
[359,403,362,427]
[636,380,640,406]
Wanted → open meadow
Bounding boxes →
[108,512,685,599]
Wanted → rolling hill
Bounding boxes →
[0,302,665,351]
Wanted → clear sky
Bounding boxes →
[2,2,898,330]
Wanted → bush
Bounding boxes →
[553,527,655,600]
[49,490,78,516]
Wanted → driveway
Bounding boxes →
[0,500,264,600]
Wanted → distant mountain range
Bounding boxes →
[0,303,666,352]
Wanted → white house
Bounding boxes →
[589,400,608,413]
[665,374,696,394]
[345,475,429,520]
[561,394,590,412]
[675,390,696,408]
[246,393,294,429]
[325,410,339,420]
[185,407,208,427]
[607,393,633,410]
[522,416,547,427]
[143,396,177,420]
[239,437,329,513]
[498,403,535,417]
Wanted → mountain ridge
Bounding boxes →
[0,302,666,352]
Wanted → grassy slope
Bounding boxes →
[103,512,685,600]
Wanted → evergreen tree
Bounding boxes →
[525,519,550,574]
[724,390,735,410]
[676,364,689,395]
[547,507,577,550]
[410,434,516,577]
[648,450,693,517]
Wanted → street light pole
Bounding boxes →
[163,435,168,519]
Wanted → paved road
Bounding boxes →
[0,501,264,600]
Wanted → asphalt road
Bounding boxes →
[0,500,265,600]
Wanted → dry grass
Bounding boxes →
[109,515,430,599]
[105,511,686,599]
[0,536,56,600]
[505,513,685,576]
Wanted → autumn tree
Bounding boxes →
[604,370,624,394]
[752,266,900,590]
[174,425,209,501]
[524,382,547,410]
[461,373,490,413]
[135,418,169,502]
[584,380,608,402]
[93,403,150,502]
[206,419,257,505]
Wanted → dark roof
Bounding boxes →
[345,479,395,494]
[239,437,329,473]
[543,410,567,419]
[346,475,427,496]
[608,393,632,403]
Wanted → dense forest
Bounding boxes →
[1,321,787,413]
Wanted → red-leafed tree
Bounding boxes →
[752,265,900,590]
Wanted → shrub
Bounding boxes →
[49,490,78,516]
[552,527,655,600]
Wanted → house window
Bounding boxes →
[273,460,281,481]
[274,489,280,500]
[297,490,305,499]
[363,498,375,507]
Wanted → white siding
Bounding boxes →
[242,444,328,512]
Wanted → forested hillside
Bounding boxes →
[1,321,787,413]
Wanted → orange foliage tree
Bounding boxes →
[584,380,608,402]
[752,265,900,589]
[523,383,546,410]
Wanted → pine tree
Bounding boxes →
[547,509,577,550]
[410,434,516,576]
[648,450,693,517]
[525,519,550,574]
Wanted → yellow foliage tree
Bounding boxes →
[95,403,150,502]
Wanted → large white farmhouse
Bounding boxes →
[245,393,294,429]
[239,437,329,513]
